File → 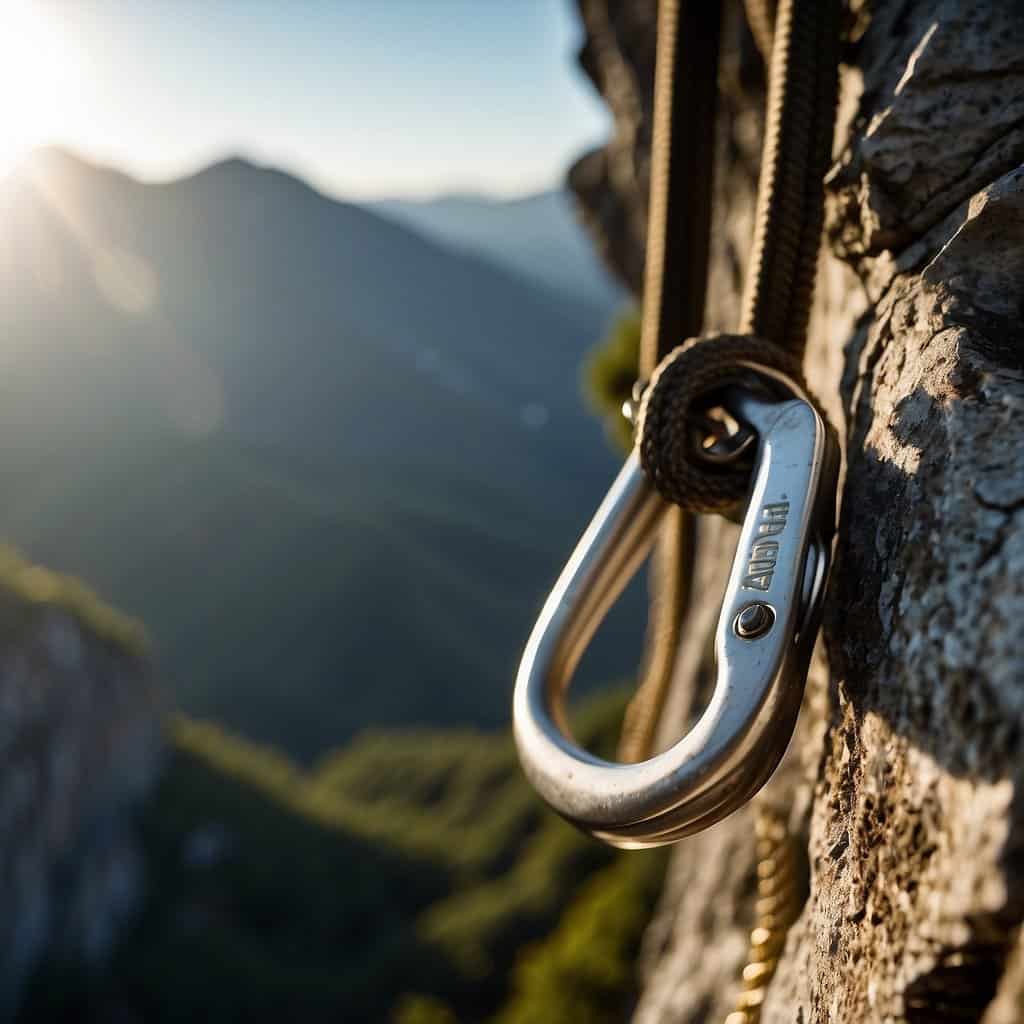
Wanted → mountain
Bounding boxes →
[371,189,625,314]
[0,148,642,760]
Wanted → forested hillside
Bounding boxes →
[19,691,666,1023]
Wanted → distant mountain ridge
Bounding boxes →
[371,188,625,314]
[0,148,641,759]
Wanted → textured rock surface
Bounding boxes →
[0,552,160,1016]
[570,1,1024,1020]
[570,0,658,295]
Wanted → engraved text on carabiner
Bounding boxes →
[742,500,789,591]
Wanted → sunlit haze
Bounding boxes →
[15,0,610,199]
[0,2,84,174]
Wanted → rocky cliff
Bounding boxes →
[569,2,1024,1020]
[0,549,160,1017]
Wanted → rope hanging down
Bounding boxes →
[617,0,722,763]
[618,0,840,763]
[629,5,839,1020]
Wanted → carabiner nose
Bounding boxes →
[512,370,837,848]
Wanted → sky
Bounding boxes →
[9,0,611,200]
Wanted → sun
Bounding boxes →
[0,2,78,174]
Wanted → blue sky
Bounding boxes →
[24,1,610,199]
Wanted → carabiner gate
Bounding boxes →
[512,367,838,847]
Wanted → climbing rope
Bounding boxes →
[636,0,839,516]
[513,0,840,998]
[617,0,839,762]
[616,0,722,764]
[725,807,805,1024]
[626,1,838,1017]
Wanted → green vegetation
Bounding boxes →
[496,850,668,1023]
[394,994,460,1024]
[0,544,147,656]
[583,307,641,452]
[19,690,666,1023]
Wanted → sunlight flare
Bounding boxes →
[0,2,78,173]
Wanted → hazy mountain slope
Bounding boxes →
[371,189,625,313]
[0,149,641,758]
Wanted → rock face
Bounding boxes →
[570,0,658,296]
[0,551,160,1016]
[570,1,1024,1021]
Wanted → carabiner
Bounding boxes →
[512,366,838,848]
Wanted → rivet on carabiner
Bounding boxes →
[512,366,838,848]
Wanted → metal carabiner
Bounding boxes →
[512,366,838,848]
